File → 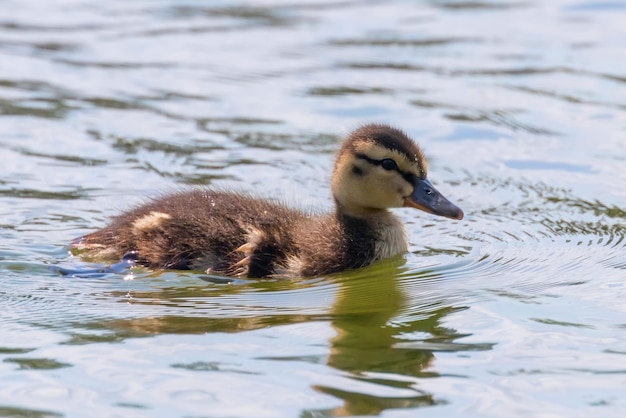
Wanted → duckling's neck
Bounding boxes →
[334,201,408,261]
[333,198,387,219]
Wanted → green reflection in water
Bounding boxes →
[302,387,438,418]
[69,314,324,341]
[0,98,71,119]
[545,196,626,219]
[0,188,90,200]
[313,261,453,416]
[0,406,63,418]
[3,357,72,370]
[0,347,35,354]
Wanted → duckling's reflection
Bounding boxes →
[310,258,449,416]
[66,261,460,416]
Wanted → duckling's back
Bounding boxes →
[74,190,301,276]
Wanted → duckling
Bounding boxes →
[72,124,463,278]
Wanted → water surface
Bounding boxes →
[1,0,625,417]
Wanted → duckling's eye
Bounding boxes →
[380,159,398,171]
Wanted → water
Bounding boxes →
[1,0,625,416]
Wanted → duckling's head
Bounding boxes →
[332,124,463,220]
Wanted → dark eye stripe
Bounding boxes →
[355,153,417,184]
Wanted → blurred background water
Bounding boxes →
[1,0,625,417]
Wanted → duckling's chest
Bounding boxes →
[341,213,407,262]
[278,212,408,277]
[371,215,407,260]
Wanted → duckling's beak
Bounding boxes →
[404,178,464,220]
